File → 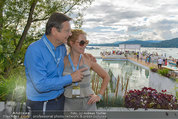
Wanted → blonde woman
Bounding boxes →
[63,29,110,111]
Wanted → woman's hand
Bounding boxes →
[87,94,101,105]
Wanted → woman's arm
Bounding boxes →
[85,56,110,104]
[91,61,110,95]
[63,56,68,68]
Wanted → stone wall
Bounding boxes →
[149,71,177,96]
[0,101,26,119]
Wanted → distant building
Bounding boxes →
[119,44,141,52]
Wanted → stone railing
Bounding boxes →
[0,101,26,119]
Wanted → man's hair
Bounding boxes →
[67,29,86,47]
[45,12,72,35]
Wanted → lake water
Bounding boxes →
[96,59,176,95]
[97,59,150,95]
[93,58,177,107]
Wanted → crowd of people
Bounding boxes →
[100,50,178,69]
[100,50,125,56]
[135,52,178,69]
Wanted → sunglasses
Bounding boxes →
[76,40,89,46]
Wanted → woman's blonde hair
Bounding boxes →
[67,29,86,47]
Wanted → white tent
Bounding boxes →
[119,44,141,52]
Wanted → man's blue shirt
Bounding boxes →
[24,34,72,101]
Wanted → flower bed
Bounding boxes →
[125,87,178,110]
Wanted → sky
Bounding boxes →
[79,0,178,44]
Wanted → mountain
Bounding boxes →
[113,41,123,44]
[119,40,153,46]
[88,38,178,48]
[146,40,161,43]
[146,38,178,48]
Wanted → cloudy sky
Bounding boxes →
[80,0,178,44]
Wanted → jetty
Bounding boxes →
[99,44,178,78]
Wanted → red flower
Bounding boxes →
[125,87,177,110]
[161,90,167,92]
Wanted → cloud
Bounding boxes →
[80,0,178,43]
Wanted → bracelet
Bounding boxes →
[97,94,103,100]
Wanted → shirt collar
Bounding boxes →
[43,34,55,50]
[43,34,65,49]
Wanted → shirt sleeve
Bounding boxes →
[24,45,72,93]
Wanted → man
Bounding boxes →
[24,12,89,115]
[157,57,163,69]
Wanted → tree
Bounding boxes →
[0,0,94,77]
[0,0,6,40]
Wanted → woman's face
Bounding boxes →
[71,34,89,54]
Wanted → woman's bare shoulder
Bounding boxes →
[83,54,92,66]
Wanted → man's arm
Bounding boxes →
[25,46,72,93]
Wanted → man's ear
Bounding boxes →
[51,27,58,35]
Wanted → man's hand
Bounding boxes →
[83,53,96,62]
[71,67,88,82]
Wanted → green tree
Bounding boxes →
[0,0,94,77]
[0,0,6,40]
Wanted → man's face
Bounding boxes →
[55,21,72,45]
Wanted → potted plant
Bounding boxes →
[158,69,170,78]
[150,67,158,72]
[125,87,178,110]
